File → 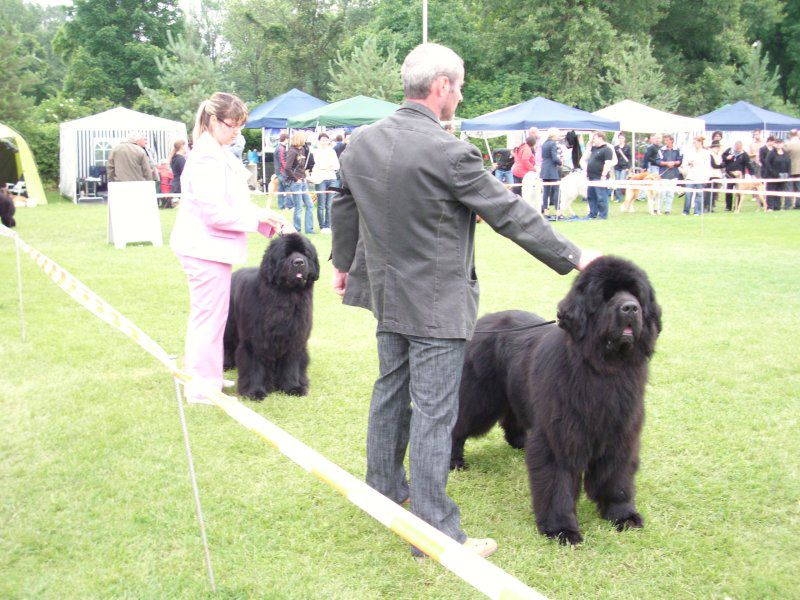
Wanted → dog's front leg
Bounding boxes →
[236,342,268,400]
[584,451,643,532]
[526,433,583,545]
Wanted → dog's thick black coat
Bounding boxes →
[223,233,319,399]
[0,190,16,228]
[451,256,661,544]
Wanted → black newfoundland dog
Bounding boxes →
[0,189,16,228]
[223,233,319,400]
[451,256,661,544]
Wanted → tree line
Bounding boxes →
[1,0,798,182]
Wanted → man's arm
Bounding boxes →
[450,142,593,274]
[330,168,360,275]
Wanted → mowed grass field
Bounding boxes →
[1,192,798,599]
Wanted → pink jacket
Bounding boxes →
[170,132,260,265]
[512,143,536,179]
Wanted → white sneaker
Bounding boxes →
[186,395,214,405]
[222,379,235,388]
[463,537,498,558]
[320,227,331,234]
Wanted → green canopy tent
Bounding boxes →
[0,122,47,205]
[286,95,400,128]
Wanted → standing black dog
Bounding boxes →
[451,256,661,544]
[223,233,319,400]
[0,190,16,228]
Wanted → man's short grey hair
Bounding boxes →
[401,43,464,99]
[127,131,145,143]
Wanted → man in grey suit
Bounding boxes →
[331,43,600,558]
[785,129,800,209]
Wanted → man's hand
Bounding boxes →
[577,249,602,271]
[332,267,347,297]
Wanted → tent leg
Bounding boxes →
[15,236,26,342]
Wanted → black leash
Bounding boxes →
[473,319,556,334]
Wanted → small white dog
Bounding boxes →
[558,170,588,217]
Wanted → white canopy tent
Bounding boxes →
[59,107,187,202]
[593,100,705,169]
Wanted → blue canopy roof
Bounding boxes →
[461,97,619,132]
[697,100,800,132]
[245,88,328,129]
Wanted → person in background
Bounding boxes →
[656,134,682,214]
[274,132,292,209]
[334,133,348,158]
[107,132,157,183]
[707,141,725,212]
[748,129,765,178]
[613,134,631,202]
[681,136,711,215]
[332,42,600,560]
[169,139,187,194]
[492,146,515,185]
[309,132,340,233]
[539,127,562,218]
[170,92,292,405]
[285,130,315,234]
[581,131,614,219]
[721,140,755,211]
[228,132,246,161]
[511,135,537,189]
[642,134,662,175]
[784,129,800,209]
[763,138,791,211]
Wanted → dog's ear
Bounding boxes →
[260,240,284,286]
[302,237,320,283]
[557,283,589,341]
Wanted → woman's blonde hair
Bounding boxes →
[290,131,307,148]
[192,92,248,141]
[170,139,187,159]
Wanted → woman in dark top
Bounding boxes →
[763,138,791,211]
[540,128,563,218]
[284,131,315,234]
[170,139,187,194]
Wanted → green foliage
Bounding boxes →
[0,23,36,124]
[722,44,786,111]
[136,30,221,129]
[15,122,59,184]
[54,0,184,105]
[32,95,115,125]
[604,39,681,111]
[327,37,403,102]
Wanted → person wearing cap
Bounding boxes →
[107,132,157,182]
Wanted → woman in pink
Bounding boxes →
[170,92,292,404]
[511,135,537,186]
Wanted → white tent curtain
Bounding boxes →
[59,107,187,201]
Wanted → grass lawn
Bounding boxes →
[1,191,798,599]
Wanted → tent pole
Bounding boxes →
[261,128,267,194]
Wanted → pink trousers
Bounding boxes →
[177,254,232,400]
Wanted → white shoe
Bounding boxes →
[320,227,331,234]
[222,379,235,388]
[186,395,214,405]
[463,537,498,558]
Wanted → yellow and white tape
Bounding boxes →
[1,223,547,600]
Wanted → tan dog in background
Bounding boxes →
[622,171,660,214]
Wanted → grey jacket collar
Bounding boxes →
[399,100,443,127]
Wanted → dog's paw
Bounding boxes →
[613,512,643,532]
[241,388,267,401]
[449,457,468,471]
[545,528,583,545]
[284,385,308,396]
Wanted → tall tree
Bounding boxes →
[53,0,184,104]
[0,23,36,125]
[327,37,402,102]
[604,39,681,111]
[723,43,787,111]
[136,30,221,128]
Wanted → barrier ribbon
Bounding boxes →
[1,223,546,600]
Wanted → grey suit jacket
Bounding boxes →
[331,101,581,340]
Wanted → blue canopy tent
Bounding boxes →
[245,88,328,191]
[697,101,800,132]
[461,97,620,132]
[245,88,328,129]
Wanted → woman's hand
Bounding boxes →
[258,208,295,234]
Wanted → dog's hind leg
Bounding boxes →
[499,409,526,449]
[584,451,643,532]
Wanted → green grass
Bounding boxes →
[1,191,798,599]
